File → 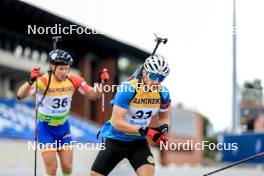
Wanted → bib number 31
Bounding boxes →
[132,110,152,119]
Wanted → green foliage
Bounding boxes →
[241,79,263,105]
[119,64,139,76]
[202,116,218,160]
[203,136,218,160]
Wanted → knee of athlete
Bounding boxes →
[137,166,154,176]
[146,168,154,176]
[46,169,57,176]
[148,171,154,176]
[62,163,72,173]
[46,164,57,175]
[137,171,154,176]
[90,170,104,176]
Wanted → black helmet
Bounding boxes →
[48,49,73,65]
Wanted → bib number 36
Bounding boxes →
[52,98,68,109]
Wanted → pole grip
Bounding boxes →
[52,36,62,50]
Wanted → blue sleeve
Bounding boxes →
[159,87,171,112]
[113,82,136,109]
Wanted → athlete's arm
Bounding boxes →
[17,82,33,99]
[69,75,101,100]
[17,67,40,99]
[158,110,170,127]
[84,85,102,100]
[112,105,141,134]
[153,87,171,133]
[73,69,109,100]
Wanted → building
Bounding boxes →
[0,0,150,124]
[150,107,204,165]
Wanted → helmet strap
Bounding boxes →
[51,65,59,81]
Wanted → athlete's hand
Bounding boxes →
[151,124,169,134]
[28,67,41,85]
[139,127,168,144]
[98,68,110,83]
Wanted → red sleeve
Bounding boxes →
[29,74,48,95]
[68,75,90,94]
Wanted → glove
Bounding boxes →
[139,127,168,144]
[28,67,41,85]
[98,68,110,83]
[151,124,169,134]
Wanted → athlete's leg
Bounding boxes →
[42,151,58,176]
[58,149,73,175]
[57,122,73,175]
[136,164,155,176]
[90,170,104,176]
[38,122,58,176]
[90,138,125,175]
[127,140,155,176]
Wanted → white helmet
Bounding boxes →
[143,55,170,76]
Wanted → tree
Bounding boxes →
[241,79,263,105]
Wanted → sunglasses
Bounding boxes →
[147,72,166,82]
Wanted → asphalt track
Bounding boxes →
[1,163,263,176]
